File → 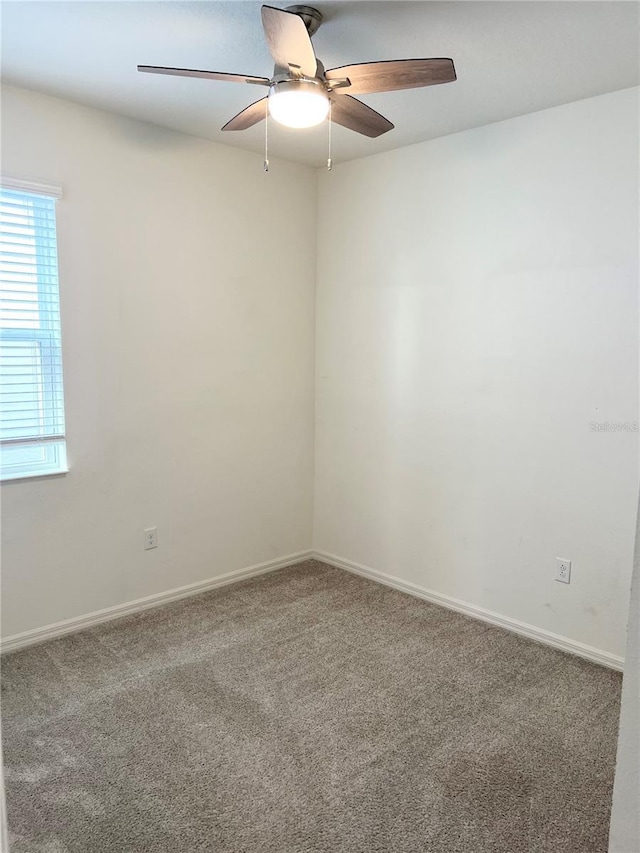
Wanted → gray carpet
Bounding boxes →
[2,560,622,853]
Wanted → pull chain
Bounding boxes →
[264,100,270,173]
[327,100,333,171]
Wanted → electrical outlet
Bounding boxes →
[144,527,158,550]
[555,557,571,584]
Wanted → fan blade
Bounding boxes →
[261,5,317,78]
[222,98,268,131]
[330,95,393,138]
[326,58,456,95]
[138,65,270,86]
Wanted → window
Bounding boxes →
[0,180,67,480]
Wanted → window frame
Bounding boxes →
[0,177,68,482]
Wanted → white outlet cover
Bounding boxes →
[555,557,571,584]
[144,527,158,550]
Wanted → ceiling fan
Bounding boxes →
[138,4,456,139]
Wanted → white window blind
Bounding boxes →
[0,183,67,480]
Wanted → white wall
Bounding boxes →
[609,496,640,850]
[1,84,638,662]
[314,88,639,659]
[609,241,640,847]
[0,85,316,638]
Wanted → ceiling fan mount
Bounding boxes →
[138,5,456,138]
[286,5,323,37]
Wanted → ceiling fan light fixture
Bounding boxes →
[268,78,329,129]
[140,5,457,141]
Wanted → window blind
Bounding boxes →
[0,184,67,480]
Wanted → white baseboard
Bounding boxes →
[0,550,313,655]
[2,547,625,672]
[313,550,625,672]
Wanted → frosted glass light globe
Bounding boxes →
[268,80,329,129]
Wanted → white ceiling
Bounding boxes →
[2,1,638,168]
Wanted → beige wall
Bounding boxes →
[0,85,317,638]
[314,88,639,659]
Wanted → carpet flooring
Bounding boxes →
[2,560,622,853]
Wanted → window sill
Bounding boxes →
[1,467,69,483]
